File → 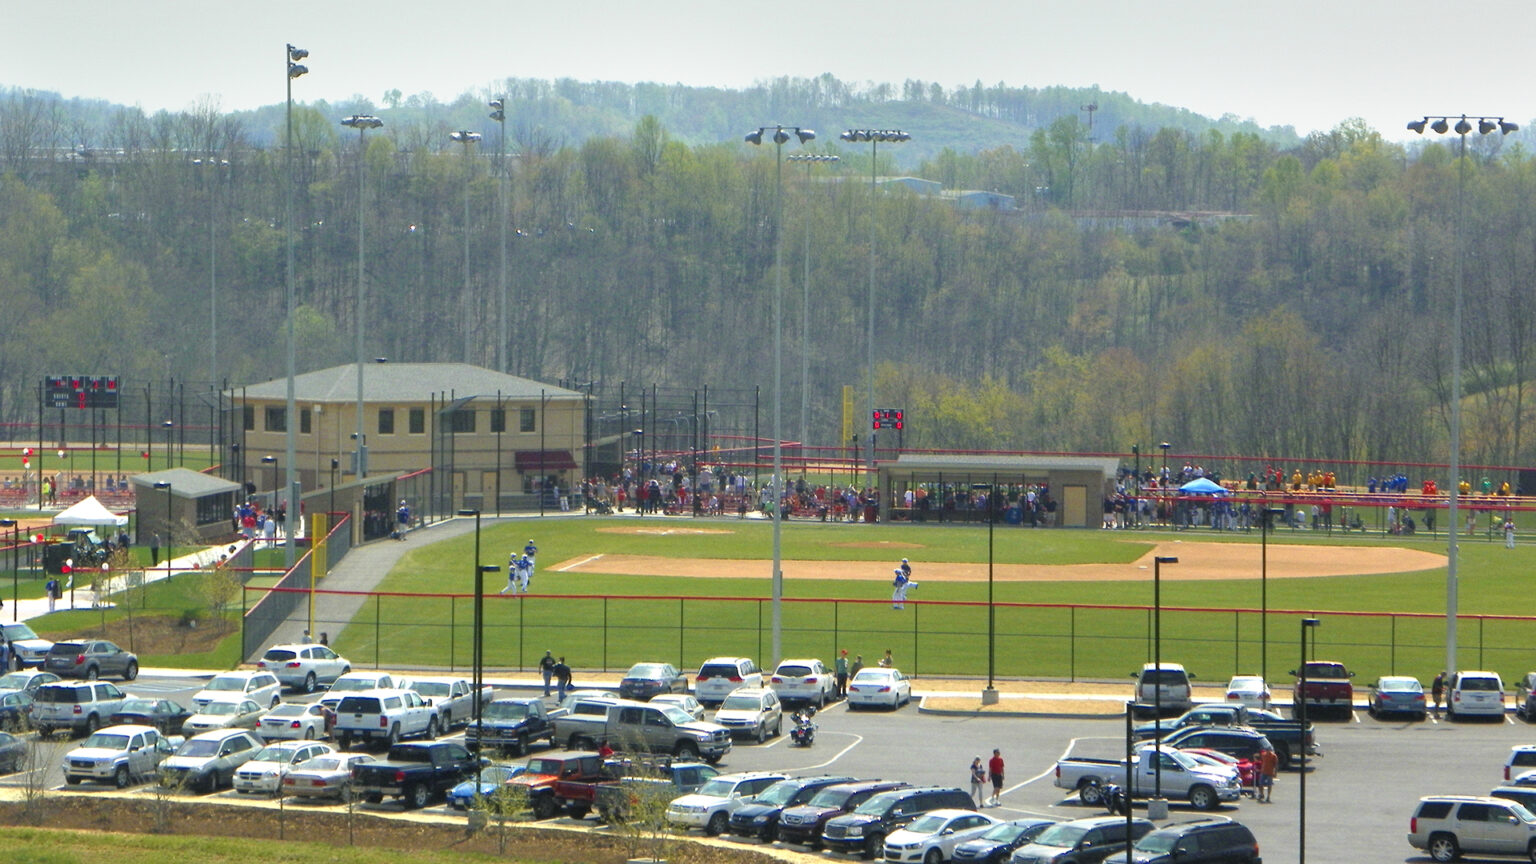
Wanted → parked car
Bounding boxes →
[463,697,557,755]
[1515,672,1536,722]
[1058,745,1242,811]
[319,672,401,710]
[1011,816,1155,864]
[1505,746,1536,782]
[1290,660,1353,717]
[182,698,264,736]
[447,764,528,810]
[334,688,438,749]
[109,698,193,736]
[551,698,733,764]
[1448,670,1505,720]
[769,658,838,707]
[0,730,25,773]
[258,643,351,693]
[822,786,977,860]
[1407,795,1536,862]
[1,622,54,669]
[61,724,172,787]
[1101,816,1261,863]
[1144,726,1276,767]
[884,808,1000,863]
[1491,785,1536,815]
[1223,675,1271,710]
[848,667,913,710]
[158,728,264,793]
[776,780,911,848]
[665,770,789,835]
[43,640,138,681]
[953,819,1058,864]
[1179,747,1256,789]
[1132,663,1194,716]
[0,691,33,732]
[650,693,706,721]
[257,701,331,741]
[1367,675,1427,720]
[232,740,334,794]
[32,681,132,737]
[618,662,689,701]
[695,657,763,705]
[557,689,618,713]
[0,669,61,696]
[350,740,482,809]
[713,687,783,743]
[282,751,375,801]
[191,671,282,710]
[725,774,856,842]
[408,676,493,730]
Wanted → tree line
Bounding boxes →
[0,81,1530,477]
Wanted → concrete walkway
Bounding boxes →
[9,543,234,623]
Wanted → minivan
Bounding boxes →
[1449,671,1505,720]
[695,657,762,705]
[821,785,975,859]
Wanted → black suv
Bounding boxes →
[726,774,856,841]
[822,785,975,859]
[777,780,909,848]
[1102,817,1261,862]
[1154,727,1272,764]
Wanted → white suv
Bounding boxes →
[257,644,351,694]
[713,687,783,743]
[191,671,283,710]
[1449,671,1506,720]
[695,657,762,706]
[883,809,999,863]
[62,724,175,788]
[320,672,401,710]
[665,770,788,835]
[1409,795,1536,861]
[769,658,837,707]
[1132,662,1194,715]
[233,741,334,794]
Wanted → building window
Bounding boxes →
[409,408,425,434]
[450,409,476,434]
[265,406,286,432]
[243,405,255,431]
[490,408,506,433]
[520,408,536,433]
[378,408,395,435]
[300,408,312,434]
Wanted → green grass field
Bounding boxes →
[0,827,564,864]
[325,518,1534,686]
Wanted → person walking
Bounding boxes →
[987,749,1005,806]
[969,756,987,806]
[879,649,894,669]
[517,555,532,593]
[891,568,916,610]
[540,651,557,697]
[499,554,520,595]
[835,649,850,699]
[1256,745,1279,803]
[850,654,864,679]
[553,656,572,701]
[150,533,161,567]
[46,577,59,613]
[1432,671,1447,718]
[0,636,10,674]
[1506,516,1517,549]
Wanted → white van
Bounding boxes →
[1448,671,1505,719]
[1132,662,1194,715]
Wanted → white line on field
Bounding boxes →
[558,555,604,572]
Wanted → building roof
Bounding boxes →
[885,454,1119,474]
[237,363,584,404]
[131,467,241,498]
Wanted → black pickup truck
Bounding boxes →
[351,741,482,809]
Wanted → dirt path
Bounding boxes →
[551,541,1444,582]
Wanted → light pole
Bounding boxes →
[341,115,381,481]
[983,475,998,703]
[1407,114,1516,676]
[161,420,174,471]
[1261,490,1269,681]
[840,129,910,477]
[1152,554,1177,800]
[153,481,172,581]
[489,98,509,373]
[328,457,338,519]
[261,455,278,507]
[450,131,481,364]
[1298,616,1321,864]
[0,519,15,622]
[786,153,838,446]
[192,156,230,388]
[745,124,816,666]
[458,508,500,755]
[282,42,309,569]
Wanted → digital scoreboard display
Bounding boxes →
[872,408,904,431]
[44,376,120,410]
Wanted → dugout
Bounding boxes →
[877,454,1119,528]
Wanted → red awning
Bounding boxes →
[514,450,577,471]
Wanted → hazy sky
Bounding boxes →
[8,0,1533,140]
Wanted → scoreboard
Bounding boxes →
[44,376,120,410]
[871,408,904,431]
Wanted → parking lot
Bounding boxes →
[3,670,1531,862]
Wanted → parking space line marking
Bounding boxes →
[1008,736,1087,796]
[789,732,862,771]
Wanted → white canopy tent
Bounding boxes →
[52,495,129,527]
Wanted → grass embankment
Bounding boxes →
[31,569,243,669]
[326,518,1525,684]
[0,826,566,864]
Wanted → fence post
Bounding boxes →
[602,597,608,673]
[1479,616,1485,669]
[678,598,685,669]
[1069,606,1076,682]
[912,602,919,678]
[518,594,525,671]
[449,596,456,672]
[1389,615,1396,675]
[1234,610,1241,677]
[374,593,380,670]
[240,585,248,662]
[833,600,839,662]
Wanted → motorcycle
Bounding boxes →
[789,706,818,747]
[1097,781,1129,816]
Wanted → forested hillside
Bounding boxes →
[0,78,1531,472]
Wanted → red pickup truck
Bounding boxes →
[1291,661,1354,717]
[511,752,607,819]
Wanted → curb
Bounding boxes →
[915,695,1110,720]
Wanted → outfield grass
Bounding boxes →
[324,518,1536,685]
